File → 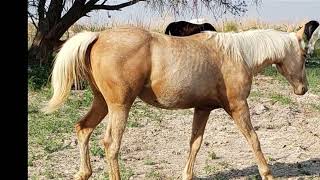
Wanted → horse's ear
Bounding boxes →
[296,25,305,41]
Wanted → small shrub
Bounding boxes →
[28,64,52,90]
[209,151,218,160]
[223,21,238,32]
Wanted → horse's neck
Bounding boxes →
[250,57,280,75]
[237,41,286,75]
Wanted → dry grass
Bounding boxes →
[28,18,312,44]
[215,18,308,32]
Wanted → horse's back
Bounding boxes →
[92,27,153,63]
[98,27,152,46]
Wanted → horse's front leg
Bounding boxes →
[227,100,273,180]
[183,108,211,180]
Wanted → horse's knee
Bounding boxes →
[103,135,111,150]
[75,122,93,136]
[74,96,108,134]
[75,122,82,133]
[103,138,120,160]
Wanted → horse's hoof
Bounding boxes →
[74,172,91,180]
[262,174,274,180]
[182,174,193,180]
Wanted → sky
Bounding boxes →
[77,0,320,26]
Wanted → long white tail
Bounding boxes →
[42,31,99,114]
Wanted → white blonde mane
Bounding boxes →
[206,29,300,70]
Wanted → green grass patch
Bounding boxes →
[127,100,164,127]
[311,103,320,112]
[204,161,218,175]
[28,153,35,167]
[269,93,294,105]
[28,88,93,155]
[90,144,105,158]
[247,174,261,180]
[306,66,320,94]
[144,158,156,165]
[249,90,263,100]
[260,65,286,83]
[146,169,162,180]
[118,160,134,180]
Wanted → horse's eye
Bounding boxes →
[302,53,307,58]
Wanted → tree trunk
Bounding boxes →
[28,19,73,66]
[28,31,54,66]
[28,1,85,66]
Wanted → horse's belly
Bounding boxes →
[139,49,222,109]
[138,78,218,109]
[138,88,194,109]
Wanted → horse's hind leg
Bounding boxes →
[228,100,273,180]
[74,90,108,180]
[95,78,143,180]
[183,108,211,180]
[103,103,131,180]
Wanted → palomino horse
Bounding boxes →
[43,20,319,180]
[165,20,216,36]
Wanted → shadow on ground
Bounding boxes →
[196,158,320,180]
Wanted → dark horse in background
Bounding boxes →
[165,20,216,36]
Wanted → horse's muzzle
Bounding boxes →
[294,85,308,95]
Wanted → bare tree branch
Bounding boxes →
[38,0,46,29]
[219,0,248,15]
[147,0,253,19]
[87,0,146,11]
[62,0,68,13]
[100,0,108,5]
[28,11,39,29]
[84,0,99,8]
[47,0,64,28]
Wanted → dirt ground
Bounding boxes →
[28,75,320,180]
